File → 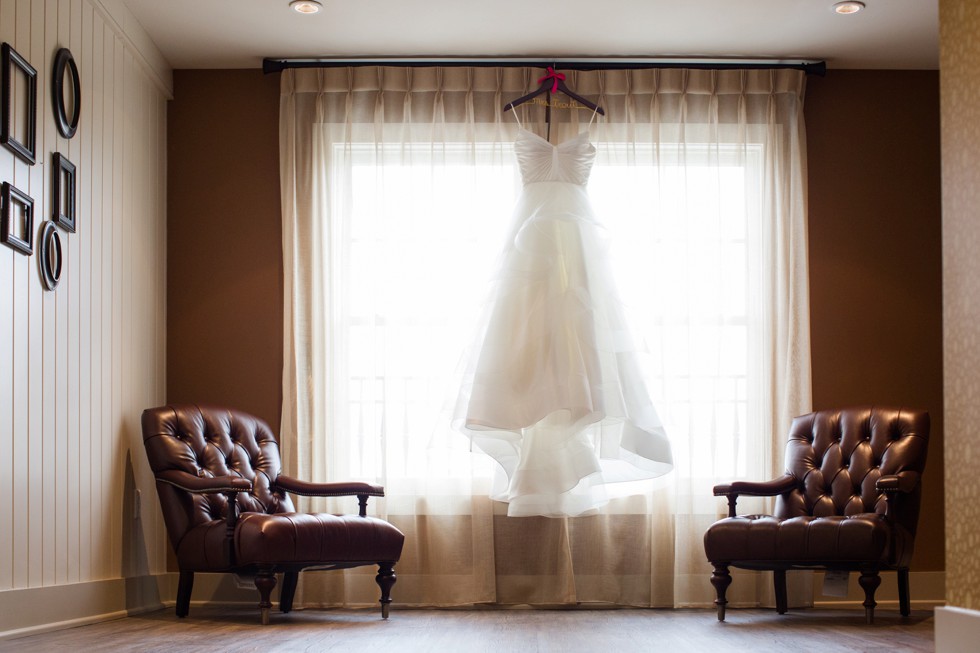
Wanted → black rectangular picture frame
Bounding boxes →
[52,152,76,232]
[1,181,34,255]
[1,42,37,165]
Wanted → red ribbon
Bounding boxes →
[537,66,565,94]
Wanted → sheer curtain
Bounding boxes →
[279,66,811,608]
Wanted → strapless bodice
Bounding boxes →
[515,129,596,186]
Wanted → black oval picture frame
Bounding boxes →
[52,48,80,139]
[39,221,62,290]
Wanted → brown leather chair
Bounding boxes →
[703,407,929,624]
[141,404,405,624]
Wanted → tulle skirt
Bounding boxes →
[451,181,673,517]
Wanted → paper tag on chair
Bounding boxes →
[234,573,256,590]
[822,570,850,597]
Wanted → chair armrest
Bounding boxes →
[157,469,253,494]
[157,470,251,547]
[713,475,797,497]
[274,475,384,497]
[274,475,385,517]
[877,472,921,522]
[876,472,919,493]
[713,475,797,517]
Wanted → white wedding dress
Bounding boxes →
[452,117,673,517]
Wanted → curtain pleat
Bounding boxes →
[280,66,811,609]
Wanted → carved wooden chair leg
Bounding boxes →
[255,566,278,625]
[710,563,733,621]
[176,571,194,618]
[858,569,881,625]
[773,569,788,615]
[897,568,911,617]
[280,571,299,614]
[376,563,397,619]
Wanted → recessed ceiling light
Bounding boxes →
[290,0,323,14]
[832,1,865,14]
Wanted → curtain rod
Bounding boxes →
[262,57,826,77]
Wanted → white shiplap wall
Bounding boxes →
[0,0,169,634]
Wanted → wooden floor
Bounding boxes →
[0,606,935,652]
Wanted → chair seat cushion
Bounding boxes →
[703,513,910,566]
[235,513,405,566]
[176,513,404,570]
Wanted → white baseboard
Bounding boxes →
[811,570,945,610]
[0,575,170,641]
[936,606,980,652]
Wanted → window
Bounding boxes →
[332,137,765,489]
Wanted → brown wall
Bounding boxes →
[167,70,283,428]
[165,68,945,570]
[805,70,944,570]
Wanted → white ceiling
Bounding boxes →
[122,0,939,71]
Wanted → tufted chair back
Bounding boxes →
[141,404,295,551]
[775,406,929,535]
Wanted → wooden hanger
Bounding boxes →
[503,66,605,118]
